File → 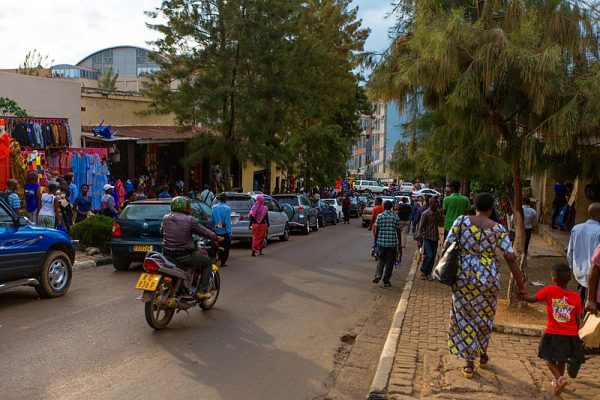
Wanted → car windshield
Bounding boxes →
[119,204,171,221]
[274,196,299,206]
[322,200,335,205]
[225,198,253,210]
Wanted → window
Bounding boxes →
[0,203,13,225]
[268,198,281,212]
[301,196,312,207]
[92,49,114,76]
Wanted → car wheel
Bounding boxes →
[319,216,326,228]
[35,250,72,298]
[313,217,319,231]
[279,224,290,241]
[303,222,310,235]
[332,217,336,225]
[113,258,131,271]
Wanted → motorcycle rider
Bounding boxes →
[161,196,219,300]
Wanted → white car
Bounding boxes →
[400,182,415,192]
[354,180,390,195]
[321,198,343,220]
[412,188,442,198]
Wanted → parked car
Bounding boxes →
[412,188,442,198]
[400,182,415,192]
[314,200,337,226]
[361,196,396,227]
[353,180,390,195]
[273,194,319,234]
[321,198,342,220]
[110,198,213,271]
[0,197,75,298]
[217,192,290,242]
[348,198,360,218]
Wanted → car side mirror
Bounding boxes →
[18,216,30,227]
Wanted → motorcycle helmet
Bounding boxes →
[171,196,192,214]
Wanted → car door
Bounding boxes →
[264,197,282,236]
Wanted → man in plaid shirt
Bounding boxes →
[373,201,402,287]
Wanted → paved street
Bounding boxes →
[0,220,410,400]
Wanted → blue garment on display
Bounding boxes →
[91,159,109,210]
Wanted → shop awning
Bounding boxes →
[81,126,200,144]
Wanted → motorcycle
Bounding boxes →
[136,238,221,330]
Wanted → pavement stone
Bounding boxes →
[385,235,600,399]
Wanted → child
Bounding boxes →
[519,263,585,395]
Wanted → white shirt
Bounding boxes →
[568,219,600,287]
[522,205,537,229]
[39,193,56,217]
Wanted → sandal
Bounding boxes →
[551,376,568,395]
[479,353,489,369]
[462,363,474,379]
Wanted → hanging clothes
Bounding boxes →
[71,152,89,189]
[9,141,27,197]
[91,156,110,210]
[0,134,11,190]
[115,179,125,209]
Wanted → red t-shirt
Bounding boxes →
[535,285,582,336]
[370,205,384,230]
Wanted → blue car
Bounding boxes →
[0,197,75,298]
[315,200,338,227]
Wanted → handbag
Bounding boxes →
[432,216,465,286]
[579,313,600,348]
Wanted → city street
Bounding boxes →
[0,220,408,400]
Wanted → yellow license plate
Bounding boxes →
[133,245,153,252]
[135,273,161,291]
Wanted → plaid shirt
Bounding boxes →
[375,210,401,247]
[417,208,444,241]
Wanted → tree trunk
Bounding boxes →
[507,157,527,307]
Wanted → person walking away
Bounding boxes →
[101,184,118,219]
[212,193,232,267]
[37,182,62,228]
[416,197,444,280]
[551,181,568,229]
[370,197,384,258]
[522,196,538,255]
[23,173,39,222]
[414,197,431,234]
[65,173,78,206]
[444,193,527,379]
[567,202,600,308]
[410,199,422,234]
[372,201,402,287]
[397,197,412,247]
[161,196,219,300]
[73,184,93,223]
[199,184,215,207]
[57,179,73,231]
[249,194,269,256]
[442,181,470,240]
[3,179,22,214]
[519,264,585,395]
[136,184,148,200]
[342,195,351,224]
[585,243,600,314]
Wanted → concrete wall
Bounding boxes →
[0,71,81,145]
[81,91,175,127]
[242,161,287,194]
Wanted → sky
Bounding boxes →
[0,0,396,69]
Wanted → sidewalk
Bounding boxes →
[382,235,600,400]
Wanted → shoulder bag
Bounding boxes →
[432,216,466,286]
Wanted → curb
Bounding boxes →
[73,257,112,272]
[493,323,543,337]
[366,251,419,400]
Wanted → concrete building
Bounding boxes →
[348,101,386,179]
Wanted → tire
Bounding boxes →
[312,217,319,231]
[279,224,290,241]
[332,217,336,225]
[303,222,310,235]
[112,258,131,271]
[200,271,220,310]
[144,281,176,330]
[319,216,326,228]
[35,250,72,298]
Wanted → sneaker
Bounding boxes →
[372,275,382,284]
[383,282,392,287]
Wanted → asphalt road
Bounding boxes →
[0,219,407,400]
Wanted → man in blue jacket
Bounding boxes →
[212,193,232,267]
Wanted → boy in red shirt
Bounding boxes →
[520,263,585,395]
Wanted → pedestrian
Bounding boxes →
[551,181,568,229]
[249,194,269,257]
[519,264,585,395]
[37,181,62,228]
[370,197,384,258]
[23,172,40,222]
[65,173,78,206]
[73,184,93,223]
[136,183,148,200]
[372,200,402,287]
[413,196,430,234]
[120,190,138,212]
[158,185,171,199]
[444,192,527,379]
[397,197,412,247]
[57,179,73,231]
[567,202,600,309]
[585,243,600,314]
[522,196,538,255]
[3,179,22,214]
[442,181,470,240]
[199,184,215,207]
[211,193,232,267]
[101,184,118,218]
[415,197,444,280]
[342,195,351,224]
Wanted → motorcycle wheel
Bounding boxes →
[144,282,176,330]
[200,271,220,310]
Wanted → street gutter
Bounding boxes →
[366,251,419,400]
[73,257,112,272]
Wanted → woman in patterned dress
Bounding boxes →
[443,193,528,378]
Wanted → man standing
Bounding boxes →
[416,198,445,280]
[101,184,118,218]
[522,196,538,255]
[3,179,22,214]
[199,184,215,207]
[136,184,148,200]
[65,173,78,206]
[397,197,412,247]
[443,181,470,239]
[212,193,232,267]
[568,203,600,308]
[373,201,402,287]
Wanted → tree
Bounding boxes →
[17,49,53,77]
[370,0,600,305]
[0,97,29,117]
[98,67,119,91]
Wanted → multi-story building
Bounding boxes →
[348,101,386,179]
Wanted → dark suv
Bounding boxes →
[272,194,319,234]
[0,197,75,298]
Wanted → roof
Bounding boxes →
[76,45,167,66]
[81,126,200,143]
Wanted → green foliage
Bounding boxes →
[70,215,113,252]
[145,0,368,188]
[17,49,53,77]
[98,67,119,91]
[0,97,29,117]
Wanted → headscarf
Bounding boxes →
[249,194,268,223]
